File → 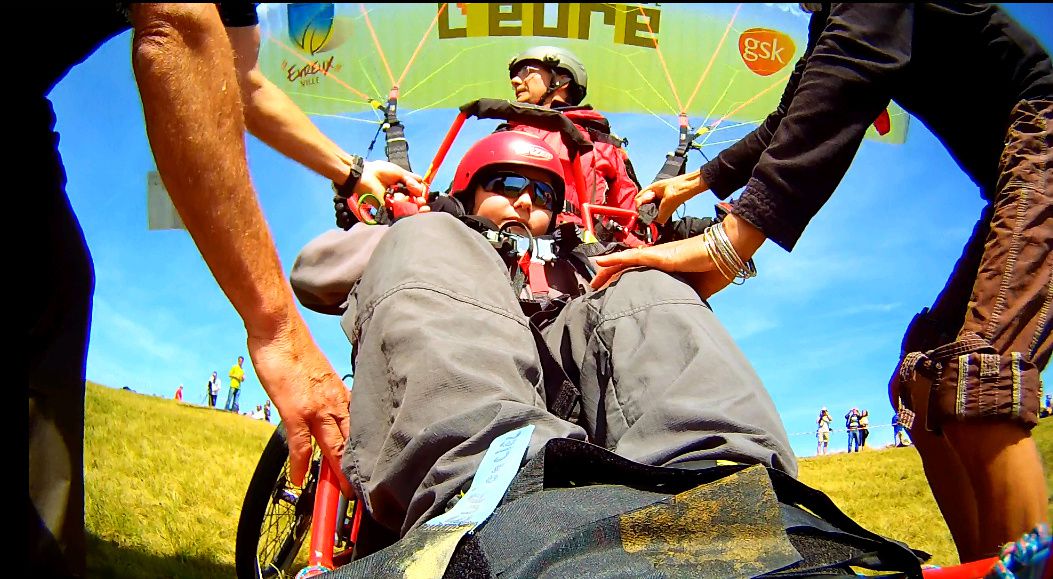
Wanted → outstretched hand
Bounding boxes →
[247,318,353,498]
[359,160,428,205]
[635,171,710,224]
[590,236,716,289]
[590,213,767,300]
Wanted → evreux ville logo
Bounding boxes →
[283,3,346,86]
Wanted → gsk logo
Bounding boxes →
[288,3,337,55]
[738,28,795,76]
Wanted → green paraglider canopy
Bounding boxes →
[256,3,908,143]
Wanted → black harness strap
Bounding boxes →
[383,95,412,172]
[384,122,411,172]
[528,321,580,421]
[653,121,698,183]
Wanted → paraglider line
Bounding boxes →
[719,73,791,123]
[302,112,384,125]
[697,136,753,148]
[706,119,762,134]
[359,4,397,87]
[684,3,742,113]
[635,5,684,113]
[405,82,487,116]
[357,59,386,108]
[400,41,500,101]
[396,3,448,88]
[272,37,371,100]
[365,120,385,160]
[700,72,790,146]
[620,57,678,116]
[285,90,371,107]
[701,72,740,130]
[620,90,679,132]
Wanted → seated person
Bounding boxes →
[291,130,796,554]
[504,46,640,215]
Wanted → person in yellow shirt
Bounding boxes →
[226,356,246,412]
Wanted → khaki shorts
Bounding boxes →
[892,98,1052,433]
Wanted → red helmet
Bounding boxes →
[450,130,565,214]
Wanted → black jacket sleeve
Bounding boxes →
[216,1,259,28]
[707,4,912,251]
[700,52,809,200]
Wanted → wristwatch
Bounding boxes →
[333,155,365,199]
[333,155,365,230]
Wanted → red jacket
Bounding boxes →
[506,106,639,223]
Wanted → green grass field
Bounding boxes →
[84,381,1053,578]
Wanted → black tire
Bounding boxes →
[235,423,320,579]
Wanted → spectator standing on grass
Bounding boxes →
[207,371,220,408]
[226,355,245,412]
[860,409,870,448]
[263,400,272,423]
[845,408,862,453]
[816,407,832,456]
[174,385,183,402]
[893,412,906,446]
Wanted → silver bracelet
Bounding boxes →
[702,221,757,284]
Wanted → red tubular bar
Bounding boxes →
[307,460,342,570]
[350,497,363,544]
[569,151,589,206]
[581,203,642,240]
[921,558,998,579]
[423,111,468,189]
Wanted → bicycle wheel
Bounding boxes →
[235,423,320,579]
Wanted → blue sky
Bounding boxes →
[50,4,1051,457]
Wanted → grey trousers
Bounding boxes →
[342,213,796,538]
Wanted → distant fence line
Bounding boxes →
[787,422,896,437]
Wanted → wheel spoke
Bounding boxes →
[253,445,322,577]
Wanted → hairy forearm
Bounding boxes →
[241,72,356,184]
[130,4,297,335]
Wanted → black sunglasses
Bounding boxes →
[480,172,557,211]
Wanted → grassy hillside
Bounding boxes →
[85,382,275,578]
[84,382,1053,577]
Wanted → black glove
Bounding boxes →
[334,194,358,230]
[658,215,714,242]
[427,195,467,218]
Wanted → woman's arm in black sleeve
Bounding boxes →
[731,3,911,251]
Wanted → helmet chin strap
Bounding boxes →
[536,75,571,106]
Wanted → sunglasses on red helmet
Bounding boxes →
[480,172,557,211]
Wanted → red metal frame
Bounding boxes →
[302,460,361,575]
[581,203,658,247]
[920,557,998,579]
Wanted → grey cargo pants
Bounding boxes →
[341,213,796,538]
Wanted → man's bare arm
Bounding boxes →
[227,24,357,184]
[129,3,351,494]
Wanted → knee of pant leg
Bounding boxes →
[931,351,1042,431]
[376,213,503,278]
[609,268,698,302]
[389,211,466,241]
